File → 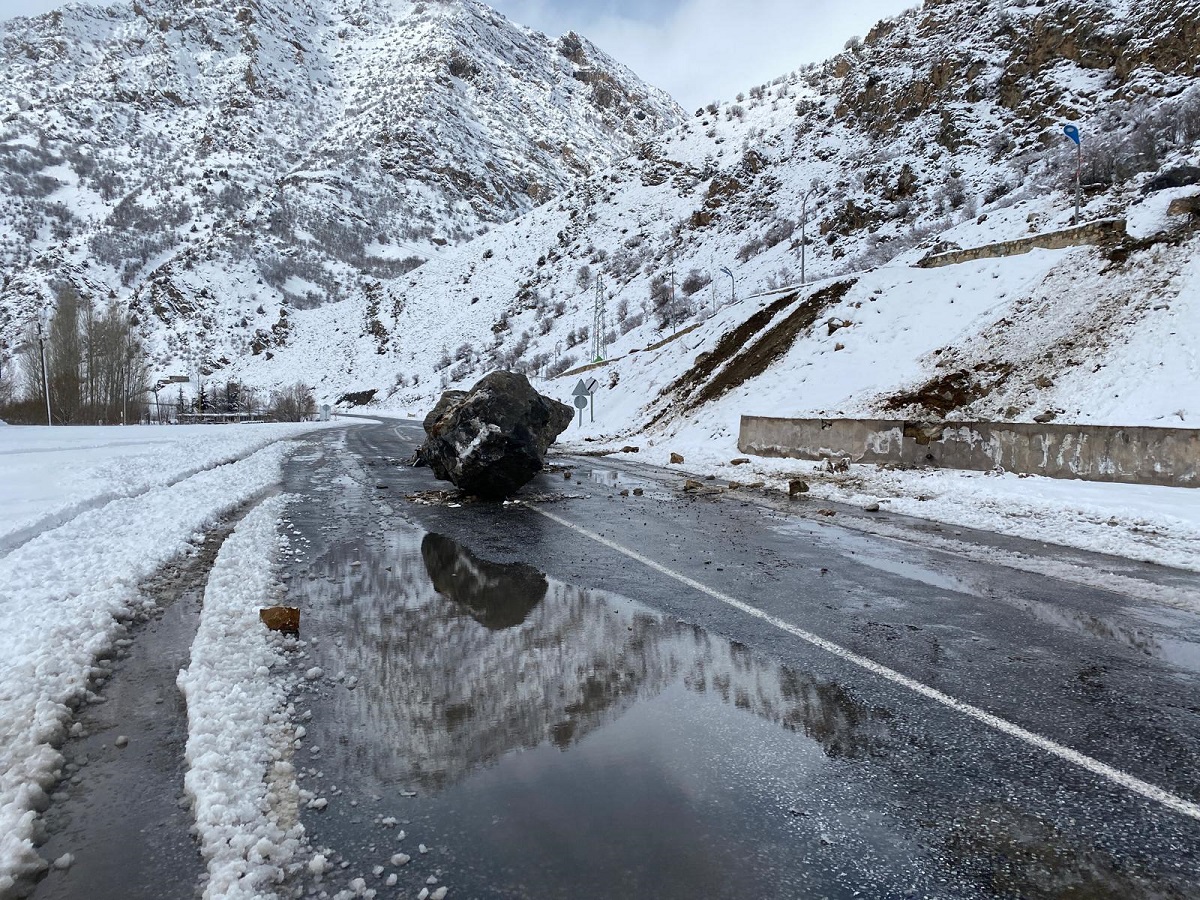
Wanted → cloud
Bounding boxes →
[492,0,914,110]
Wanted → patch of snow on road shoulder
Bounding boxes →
[178,494,303,900]
[0,442,299,895]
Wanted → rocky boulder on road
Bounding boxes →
[419,371,573,499]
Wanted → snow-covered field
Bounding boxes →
[0,422,338,895]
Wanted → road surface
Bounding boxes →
[273,420,1200,899]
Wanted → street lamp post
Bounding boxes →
[36,311,52,426]
[801,180,819,285]
[720,266,735,303]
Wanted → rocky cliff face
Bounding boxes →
[0,0,683,370]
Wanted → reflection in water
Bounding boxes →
[297,529,890,791]
[587,467,649,489]
[421,533,547,629]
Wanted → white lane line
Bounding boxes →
[525,503,1200,823]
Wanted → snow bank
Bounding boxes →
[0,442,297,895]
[177,494,304,900]
[0,422,339,552]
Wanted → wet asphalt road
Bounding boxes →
[279,421,1200,899]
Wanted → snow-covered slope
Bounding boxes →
[0,0,683,369]
[222,0,1199,436]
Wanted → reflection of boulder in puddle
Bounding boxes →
[421,534,548,630]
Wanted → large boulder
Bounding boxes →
[419,371,573,499]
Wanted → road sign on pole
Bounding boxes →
[1063,124,1082,223]
[572,379,590,427]
[720,266,735,303]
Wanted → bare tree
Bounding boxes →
[267,383,316,421]
[47,285,83,422]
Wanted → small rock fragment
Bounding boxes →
[632,488,644,497]
[817,509,836,517]
[418,889,430,900]
[864,502,881,512]
[620,445,639,453]
[619,489,629,497]
[669,452,685,464]
[788,479,809,497]
[391,853,411,867]
[115,735,130,748]
[730,457,750,465]
[261,606,301,634]
[431,889,449,900]
[53,854,74,870]
[683,479,704,492]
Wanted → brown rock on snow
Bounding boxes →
[261,606,301,634]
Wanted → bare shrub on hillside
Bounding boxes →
[680,269,711,296]
[620,312,644,335]
[545,354,577,378]
[737,237,765,262]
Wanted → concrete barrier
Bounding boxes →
[738,416,1199,487]
[915,219,1127,268]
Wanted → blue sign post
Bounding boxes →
[720,266,735,304]
[1064,124,1082,223]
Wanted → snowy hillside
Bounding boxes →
[225,0,1199,438]
[0,0,683,371]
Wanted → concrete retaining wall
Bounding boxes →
[738,416,1199,487]
[915,219,1127,268]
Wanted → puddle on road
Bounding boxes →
[586,467,647,488]
[286,522,916,899]
[772,520,1200,673]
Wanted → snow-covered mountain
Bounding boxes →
[3,0,1199,439]
[0,0,683,368]
[216,0,1199,436]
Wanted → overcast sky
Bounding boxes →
[2,0,915,109]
